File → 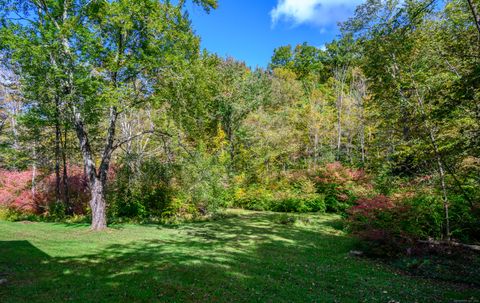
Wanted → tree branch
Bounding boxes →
[99,106,118,184]
[111,129,173,152]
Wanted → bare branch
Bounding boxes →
[111,129,172,152]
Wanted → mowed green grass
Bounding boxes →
[0,210,478,303]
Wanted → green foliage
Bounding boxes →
[317,182,356,213]
[109,158,175,219]
[269,45,294,70]
[372,164,396,196]
[348,192,480,258]
[233,183,326,213]
[273,194,326,213]
[270,42,326,82]
[110,145,231,222]
[448,194,480,242]
[0,0,478,246]
[0,207,39,222]
[47,201,67,221]
[179,155,229,214]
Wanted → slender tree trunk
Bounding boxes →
[10,107,18,150]
[347,133,354,164]
[55,96,61,203]
[336,94,343,159]
[360,127,366,164]
[435,142,450,240]
[0,114,6,134]
[390,57,451,240]
[335,66,347,160]
[0,86,7,133]
[227,122,235,165]
[418,100,451,240]
[31,142,37,197]
[9,97,19,170]
[351,71,367,165]
[414,88,451,240]
[62,127,70,214]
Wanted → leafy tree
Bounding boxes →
[0,0,217,230]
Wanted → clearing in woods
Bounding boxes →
[0,210,478,302]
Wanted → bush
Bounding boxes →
[0,207,40,222]
[313,162,368,213]
[347,192,480,257]
[109,150,231,222]
[177,151,230,215]
[109,158,174,219]
[233,185,274,211]
[232,164,371,214]
[271,193,326,213]
[448,194,480,243]
[316,182,355,213]
[233,184,326,213]
[0,167,96,217]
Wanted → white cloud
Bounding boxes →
[270,0,364,28]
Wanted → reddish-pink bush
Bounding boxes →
[0,166,92,214]
[315,162,368,184]
[0,170,42,212]
[347,195,393,218]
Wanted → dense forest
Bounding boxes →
[0,0,479,289]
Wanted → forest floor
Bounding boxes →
[0,210,478,302]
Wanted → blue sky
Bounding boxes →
[186,0,364,68]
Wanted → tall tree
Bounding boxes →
[0,0,217,230]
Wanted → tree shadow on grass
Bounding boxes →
[0,214,478,303]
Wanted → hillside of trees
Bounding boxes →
[0,0,479,265]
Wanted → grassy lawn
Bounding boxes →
[0,210,478,302]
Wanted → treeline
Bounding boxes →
[0,0,479,244]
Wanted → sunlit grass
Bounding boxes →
[0,210,478,302]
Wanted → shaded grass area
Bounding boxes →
[0,210,478,302]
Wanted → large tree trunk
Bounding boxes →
[90,178,107,230]
[72,105,117,230]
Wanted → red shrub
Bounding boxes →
[0,166,95,215]
[314,162,369,187]
[348,195,393,218]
